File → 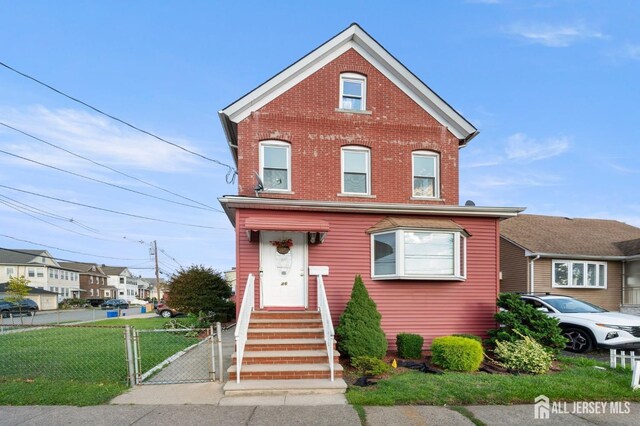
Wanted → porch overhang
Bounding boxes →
[244,216,330,243]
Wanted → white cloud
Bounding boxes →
[506,23,605,47]
[0,106,202,173]
[505,133,570,162]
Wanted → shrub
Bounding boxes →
[396,333,424,359]
[451,333,482,343]
[494,335,553,374]
[488,293,567,355]
[431,336,484,372]
[336,275,388,359]
[352,356,390,377]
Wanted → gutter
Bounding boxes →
[529,255,541,293]
[524,251,629,262]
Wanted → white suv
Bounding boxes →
[520,294,640,353]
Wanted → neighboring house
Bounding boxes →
[0,282,58,310]
[58,262,116,302]
[217,23,521,389]
[101,266,139,302]
[141,278,167,300]
[224,268,236,295]
[0,248,81,302]
[500,214,640,313]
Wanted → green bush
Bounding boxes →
[352,355,390,377]
[396,333,424,359]
[494,335,553,374]
[488,293,567,355]
[431,336,484,372]
[451,333,482,343]
[336,275,388,359]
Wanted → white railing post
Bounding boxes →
[316,275,335,381]
[234,273,255,383]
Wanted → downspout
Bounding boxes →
[530,255,541,293]
[622,261,626,307]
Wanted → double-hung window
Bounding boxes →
[372,229,467,280]
[341,146,370,195]
[260,141,291,191]
[339,73,366,111]
[412,151,439,198]
[27,267,35,278]
[553,260,607,288]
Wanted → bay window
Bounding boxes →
[372,229,467,280]
[553,260,607,288]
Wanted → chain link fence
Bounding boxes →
[0,323,130,385]
[0,321,225,389]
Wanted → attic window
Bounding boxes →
[340,73,366,111]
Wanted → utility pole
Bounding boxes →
[153,240,161,301]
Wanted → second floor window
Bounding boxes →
[340,73,366,111]
[341,146,370,195]
[260,141,291,191]
[412,151,439,198]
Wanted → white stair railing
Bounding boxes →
[235,273,255,383]
[317,274,335,381]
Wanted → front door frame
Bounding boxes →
[259,231,309,309]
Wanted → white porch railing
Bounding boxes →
[234,273,255,383]
[610,348,639,369]
[317,274,335,381]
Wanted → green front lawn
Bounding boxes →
[347,357,640,406]
[0,317,202,405]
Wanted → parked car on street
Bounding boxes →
[100,299,129,310]
[155,301,181,318]
[519,294,640,353]
[0,298,39,317]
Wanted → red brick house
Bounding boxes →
[218,24,522,392]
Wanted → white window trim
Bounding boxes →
[412,151,440,199]
[339,73,367,111]
[259,140,292,192]
[341,146,371,195]
[371,229,467,281]
[552,260,608,289]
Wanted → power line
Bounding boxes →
[0,60,237,183]
[0,122,221,212]
[0,147,219,212]
[0,246,157,269]
[0,198,117,242]
[159,248,183,268]
[0,234,147,261]
[0,193,100,233]
[0,184,226,230]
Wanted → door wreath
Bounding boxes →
[271,238,293,254]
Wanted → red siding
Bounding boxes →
[236,209,499,349]
[236,49,461,205]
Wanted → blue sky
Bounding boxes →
[1,1,639,277]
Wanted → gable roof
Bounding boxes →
[219,23,478,163]
[0,248,51,265]
[58,262,107,275]
[100,266,130,276]
[500,214,640,258]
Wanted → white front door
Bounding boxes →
[260,231,307,308]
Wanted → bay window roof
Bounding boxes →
[366,216,470,236]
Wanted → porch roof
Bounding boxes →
[366,217,470,236]
[244,216,330,233]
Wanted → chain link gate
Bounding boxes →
[132,326,218,385]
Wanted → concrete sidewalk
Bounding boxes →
[4,403,640,425]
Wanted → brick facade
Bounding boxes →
[236,49,460,205]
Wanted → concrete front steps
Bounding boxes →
[223,310,346,395]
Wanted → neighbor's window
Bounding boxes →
[412,151,439,198]
[6,267,14,276]
[553,260,607,288]
[27,267,35,278]
[372,230,466,280]
[260,141,291,191]
[340,73,366,111]
[341,146,370,194]
[36,268,44,278]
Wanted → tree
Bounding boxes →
[168,265,235,321]
[336,275,388,359]
[6,275,30,303]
